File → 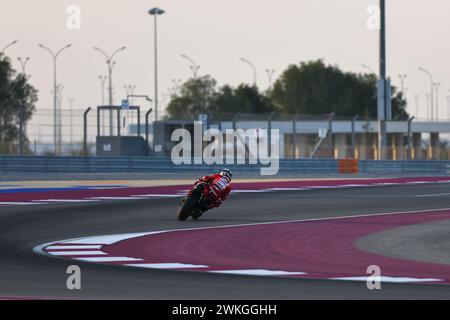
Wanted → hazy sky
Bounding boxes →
[1,0,450,121]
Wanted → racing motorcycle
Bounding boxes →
[176,181,210,221]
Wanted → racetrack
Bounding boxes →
[1,181,450,299]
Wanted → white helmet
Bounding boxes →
[220,168,232,180]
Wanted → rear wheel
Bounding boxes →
[176,193,200,221]
[191,210,203,220]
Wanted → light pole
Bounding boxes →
[398,74,407,93]
[418,67,434,122]
[1,40,18,56]
[98,75,107,105]
[56,84,64,153]
[266,69,275,88]
[17,56,30,75]
[98,75,107,135]
[240,57,257,87]
[398,74,408,114]
[124,84,137,104]
[361,64,376,76]
[377,0,389,160]
[171,78,182,96]
[414,94,420,119]
[93,46,126,135]
[447,90,450,122]
[434,82,440,121]
[124,84,137,95]
[149,7,165,122]
[425,94,431,121]
[38,43,72,154]
[68,98,74,145]
[181,54,200,78]
[447,90,450,142]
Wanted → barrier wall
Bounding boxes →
[0,156,449,176]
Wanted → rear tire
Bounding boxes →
[176,193,199,221]
[191,210,203,220]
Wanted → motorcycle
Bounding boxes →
[176,181,210,221]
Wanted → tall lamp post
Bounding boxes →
[17,55,30,154]
[377,0,390,160]
[361,64,376,76]
[124,84,137,106]
[266,69,275,88]
[398,74,407,93]
[414,94,420,119]
[418,67,434,122]
[398,74,408,114]
[425,94,431,121]
[98,75,107,135]
[38,43,72,154]
[124,84,137,95]
[240,57,257,87]
[98,75,107,105]
[56,84,64,153]
[17,57,30,75]
[149,7,165,122]
[447,90,450,122]
[93,46,126,135]
[434,82,440,121]
[181,54,200,78]
[1,40,18,57]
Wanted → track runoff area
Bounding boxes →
[0,176,450,305]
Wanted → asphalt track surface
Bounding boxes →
[1,182,450,299]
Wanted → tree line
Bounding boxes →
[0,55,37,153]
[166,59,408,120]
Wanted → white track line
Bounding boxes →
[60,232,161,245]
[131,194,182,198]
[415,193,450,197]
[47,250,106,256]
[263,187,310,191]
[231,190,272,193]
[209,269,307,276]
[35,206,450,283]
[338,184,371,188]
[6,179,450,207]
[46,245,102,250]
[0,202,37,205]
[125,263,208,269]
[87,197,141,200]
[330,276,442,283]
[32,199,95,203]
[39,207,450,248]
[73,257,143,262]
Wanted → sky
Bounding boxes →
[1,0,450,121]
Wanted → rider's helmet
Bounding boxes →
[220,168,232,181]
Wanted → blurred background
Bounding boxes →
[1,0,450,160]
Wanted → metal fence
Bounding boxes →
[0,155,448,177]
[2,108,450,160]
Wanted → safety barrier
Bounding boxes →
[0,155,449,176]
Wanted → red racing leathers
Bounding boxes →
[196,174,231,209]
